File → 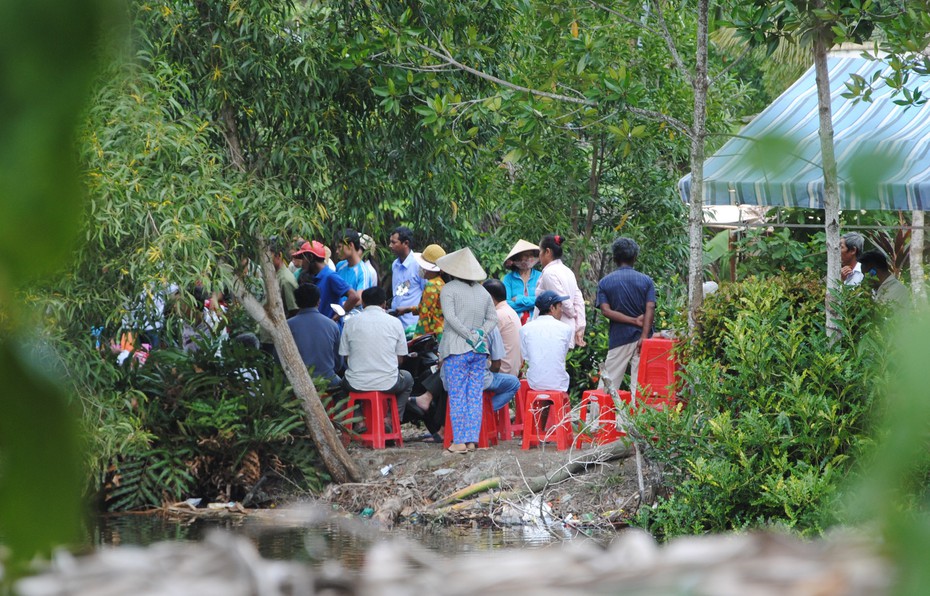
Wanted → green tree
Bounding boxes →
[726,0,930,333]
[60,0,363,483]
[339,0,752,319]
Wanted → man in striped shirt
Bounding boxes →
[596,238,655,396]
[335,228,377,313]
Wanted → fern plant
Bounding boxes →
[90,336,327,511]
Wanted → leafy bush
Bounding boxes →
[566,310,610,400]
[57,331,328,511]
[731,227,827,279]
[634,273,886,538]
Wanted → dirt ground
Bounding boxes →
[320,424,647,530]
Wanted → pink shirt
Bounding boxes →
[495,301,523,376]
[536,259,586,348]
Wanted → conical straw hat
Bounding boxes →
[436,247,487,281]
[504,239,540,264]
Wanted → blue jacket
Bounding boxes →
[502,269,542,317]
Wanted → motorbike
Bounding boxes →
[402,333,439,401]
[400,333,445,434]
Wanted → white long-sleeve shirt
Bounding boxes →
[536,259,586,347]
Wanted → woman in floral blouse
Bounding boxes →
[412,244,447,339]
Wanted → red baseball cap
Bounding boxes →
[291,240,327,260]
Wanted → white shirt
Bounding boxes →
[339,306,408,390]
[520,314,572,392]
[844,262,863,286]
[536,259,586,347]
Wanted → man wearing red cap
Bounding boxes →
[292,240,359,320]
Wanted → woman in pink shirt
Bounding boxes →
[536,234,586,348]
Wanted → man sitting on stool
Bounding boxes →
[520,290,573,392]
[339,286,413,423]
[287,283,342,391]
[484,326,521,413]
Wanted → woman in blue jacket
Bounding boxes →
[501,239,542,325]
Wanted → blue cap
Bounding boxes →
[535,290,569,311]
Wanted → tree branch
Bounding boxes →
[652,0,691,83]
[710,44,752,87]
[220,102,247,173]
[626,106,692,138]
[586,0,664,39]
[415,43,598,106]
[416,41,692,137]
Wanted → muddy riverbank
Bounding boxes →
[320,433,648,532]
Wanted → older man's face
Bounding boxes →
[840,239,856,266]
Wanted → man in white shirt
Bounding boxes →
[840,232,865,286]
[339,286,413,420]
[520,290,573,392]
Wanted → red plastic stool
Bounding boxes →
[511,379,529,437]
[637,338,680,400]
[495,402,514,441]
[521,390,572,450]
[480,391,498,446]
[575,389,631,447]
[345,391,403,449]
[443,392,498,448]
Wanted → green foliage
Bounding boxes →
[84,340,326,511]
[0,0,112,576]
[726,0,930,109]
[0,343,86,574]
[566,311,610,400]
[336,0,751,287]
[848,308,930,595]
[635,273,885,538]
[732,227,826,279]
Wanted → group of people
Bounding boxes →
[839,231,909,307]
[282,226,657,454]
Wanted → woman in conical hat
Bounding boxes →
[435,248,498,454]
[502,239,542,325]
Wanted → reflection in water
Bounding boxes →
[92,511,603,569]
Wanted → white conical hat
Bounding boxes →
[436,247,487,282]
[504,239,540,264]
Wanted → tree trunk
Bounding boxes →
[911,210,926,304]
[686,0,709,331]
[232,244,361,484]
[572,135,603,273]
[220,102,247,172]
[813,32,841,338]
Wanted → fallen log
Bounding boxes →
[430,442,634,514]
[521,441,633,493]
[430,476,502,509]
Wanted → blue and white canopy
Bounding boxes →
[679,56,930,211]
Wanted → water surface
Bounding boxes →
[92,511,604,568]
